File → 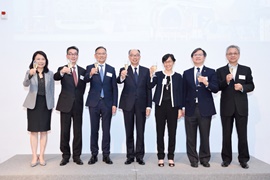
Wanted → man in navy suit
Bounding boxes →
[54,46,86,166]
[183,48,218,168]
[216,45,255,169]
[117,49,152,165]
[85,46,118,165]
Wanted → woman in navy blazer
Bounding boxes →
[149,54,183,167]
[23,51,54,167]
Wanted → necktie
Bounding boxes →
[134,67,138,83]
[99,65,104,97]
[196,67,200,86]
[72,67,78,86]
[99,65,104,82]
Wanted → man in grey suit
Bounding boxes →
[216,45,255,169]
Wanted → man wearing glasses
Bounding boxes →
[216,45,255,169]
[54,46,86,166]
[84,46,118,165]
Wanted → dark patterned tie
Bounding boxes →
[72,67,78,86]
[196,67,200,86]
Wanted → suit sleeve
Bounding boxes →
[23,70,31,87]
[216,68,229,91]
[112,68,118,107]
[182,71,187,107]
[146,70,152,108]
[116,67,125,84]
[178,75,184,110]
[242,67,255,93]
[54,67,64,81]
[206,70,219,93]
[84,65,92,83]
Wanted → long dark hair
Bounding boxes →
[29,51,49,73]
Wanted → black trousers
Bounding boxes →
[155,100,178,160]
[123,102,146,160]
[185,104,211,163]
[221,109,249,164]
[60,102,83,160]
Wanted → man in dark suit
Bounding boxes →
[183,48,219,168]
[216,45,255,169]
[117,49,152,165]
[54,46,86,166]
[85,46,118,165]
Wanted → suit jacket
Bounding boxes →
[150,71,183,109]
[117,65,152,112]
[85,63,118,108]
[183,66,218,117]
[23,70,54,110]
[54,65,86,113]
[216,64,255,116]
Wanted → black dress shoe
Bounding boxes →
[240,162,249,169]
[136,158,145,165]
[125,158,134,165]
[200,162,210,167]
[191,162,198,168]
[103,156,113,164]
[73,158,83,165]
[221,161,230,167]
[88,155,98,165]
[60,159,69,166]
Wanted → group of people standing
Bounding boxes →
[23,45,254,170]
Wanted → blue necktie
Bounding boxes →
[99,65,104,97]
[134,67,138,83]
[196,67,200,86]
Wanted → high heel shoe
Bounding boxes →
[39,156,46,166]
[168,160,175,167]
[30,157,39,167]
[39,160,46,166]
[158,160,164,167]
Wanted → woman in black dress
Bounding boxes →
[23,51,54,167]
[149,54,184,167]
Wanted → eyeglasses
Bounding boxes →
[227,53,239,56]
[68,53,78,56]
[193,54,204,57]
[96,53,107,56]
[129,54,140,57]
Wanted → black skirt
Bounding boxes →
[27,95,52,132]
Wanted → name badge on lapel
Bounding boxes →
[80,75,84,80]
[106,72,112,77]
[239,75,246,80]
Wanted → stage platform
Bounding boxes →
[0,153,269,180]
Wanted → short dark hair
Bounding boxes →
[29,51,49,73]
[67,46,79,55]
[95,46,107,53]
[162,54,176,63]
[128,49,140,55]
[191,48,207,57]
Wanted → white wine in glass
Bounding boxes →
[33,61,38,69]
[67,59,72,69]
[124,62,129,76]
[94,62,99,74]
[152,63,157,77]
